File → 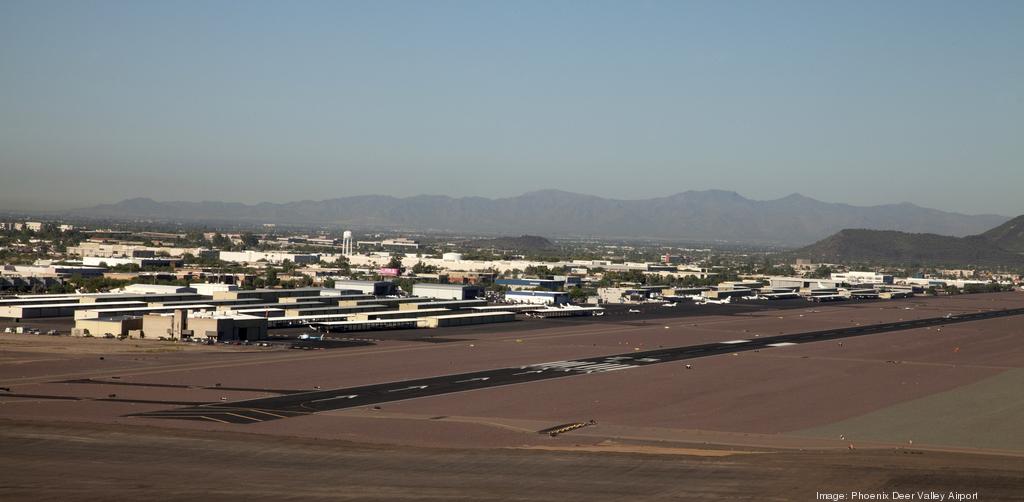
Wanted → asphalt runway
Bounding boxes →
[131,306,1024,424]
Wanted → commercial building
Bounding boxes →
[399,299,487,311]
[495,278,564,291]
[192,283,238,296]
[768,277,842,291]
[505,290,570,305]
[446,270,496,285]
[73,316,143,337]
[338,296,429,308]
[74,304,217,320]
[831,272,894,285]
[142,311,267,341]
[212,287,338,302]
[357,238,420,250]
[412,283,483,300]
[417,311,515,328]
[352,308,449,321]
[218,250,319,265]
[284,305,387,317]
[122,284,196,295]
[332,279,397,296]
[1,301,146,320]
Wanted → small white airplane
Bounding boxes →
[662,302,678,307]
[697,297,732,305]
[298,333,323,341]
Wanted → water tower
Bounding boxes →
[342,230,353,256]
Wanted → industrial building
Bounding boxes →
[141,311,267,341]
[399,299,487,311]
[412,283,483,300]
[505,290,570,305]
[338,296,429,308]
[495,278,564,291]
[352,308,450,321]
[1,301,146,320]
[218,250,319,265]
[74,304,217,320]
[333,279,397,296]
[212,287,338,302]
[768,277,842,291]
[596,286,665,304]
[417,311,515,328]
[283,305,387,317]
[73,316,143,337]
[831,271,894,285]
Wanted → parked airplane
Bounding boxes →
[662,302,678,307]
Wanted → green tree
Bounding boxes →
[241,233,259,249]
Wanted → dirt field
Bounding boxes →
[2,420,1022,502]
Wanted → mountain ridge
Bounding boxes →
[792,228,1024,267]
[68,191,1011,245]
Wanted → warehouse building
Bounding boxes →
[1,301,146,320]
[495,278,564,291]
[412,283,483,300]
[283,304,387,317]
[339,297,428,307]
[768,277,842,291]
[78,292,206,304]
[216,301,322,312]
[831,271,894,285]
[505,290,570,305]
[399,299,487,311]
[74,304,217,320]
[73,316,144,337]
[142,311,267,341]
[352,308,449,321]
[212,287,339,302]
[332,279,397,296]
[278,295,339,305]
[418,311,515,328]
[218,250,319,264]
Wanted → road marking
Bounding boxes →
[513,370,544,375]
[530,361,589,369]
[310,394,359,403]
[634,358,660,363]
[455,377,490,383]
[720,340,751,344]
[195,415,232,424]
[387,385,428,393]
[767,342,797,347]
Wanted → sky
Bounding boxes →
[0,0,1021,215]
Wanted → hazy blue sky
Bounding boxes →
[1,0,1021,214]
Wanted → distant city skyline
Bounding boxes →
[1,1,1022,215]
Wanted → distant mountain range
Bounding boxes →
[68,190,1010,245]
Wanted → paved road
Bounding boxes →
[131,307,1024,424]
